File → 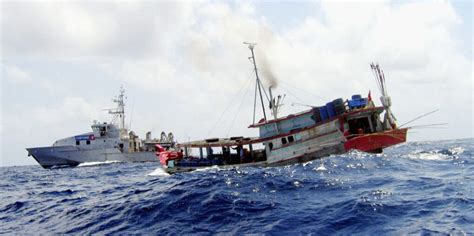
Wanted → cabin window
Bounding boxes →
[76,141,80,145]
[288,136,294,143]
[281,137,287,145]
[268,142,273,150]
[86,140,91,145]
[295,134,302,141]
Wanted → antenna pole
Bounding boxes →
[109,86,126,130]
[118,86,125,130]
[245,42,267,121]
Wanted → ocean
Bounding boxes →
[1,139,472,234]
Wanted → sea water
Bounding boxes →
[1,139,472,234]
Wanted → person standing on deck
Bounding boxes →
[239,145,244,163]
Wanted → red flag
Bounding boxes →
[368,90,372,102]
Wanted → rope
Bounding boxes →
[279,80,326,102]
[206,70,255,137]
[226,75,254,136]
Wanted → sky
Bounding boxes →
[0,0,472,167]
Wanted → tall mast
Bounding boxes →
[244,42,267,122]
[109,86,126,130]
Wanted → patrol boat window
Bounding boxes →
[100,126,106,137]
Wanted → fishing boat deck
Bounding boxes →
[177,137,261,148]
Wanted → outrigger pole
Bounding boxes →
[244,42,267,123]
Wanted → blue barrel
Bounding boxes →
[326,102,336,118]
[352,94,362,100]
[319,106,328,121]
[312,107,322,123]
[333,98,345,115]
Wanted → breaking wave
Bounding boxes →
[77,160,124,167]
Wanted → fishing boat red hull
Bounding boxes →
[344,128,408,153]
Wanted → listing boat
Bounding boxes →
[157,44,407,174]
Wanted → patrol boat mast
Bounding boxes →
[107,86,127,137]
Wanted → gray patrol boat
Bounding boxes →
[26,87,175,168]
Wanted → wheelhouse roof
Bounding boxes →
[248,109,313,128]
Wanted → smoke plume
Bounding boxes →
[259,52,278,89]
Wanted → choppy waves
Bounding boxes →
[1,139,473,234]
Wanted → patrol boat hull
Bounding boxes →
[26,87,175,169]
[27,146,158,169]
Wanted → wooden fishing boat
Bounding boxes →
[157,44,407,174]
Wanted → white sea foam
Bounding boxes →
[449,147,464,155]
[315,163,327,171]
[147,167,170,176]
[407,152,447,161]
[194,165,221,172]
[77,160,123,167]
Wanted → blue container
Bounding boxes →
[348,98,368,109]
[326,102,336,118]
[348,99,359,109]
[319,106,328,121]
[352,94,362,100]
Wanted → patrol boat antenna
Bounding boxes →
[244,42,267,123]
[108,86,126,131]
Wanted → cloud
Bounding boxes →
[1,96,109,166]
[2,64,32,83]
[1,1,197,60]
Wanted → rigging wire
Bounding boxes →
[206,70,255,137]
[258,79,271,102]
[252,79,258,124]
[226,76,254,136]
[399,109,439,128]
[281,84,308,104]
[279,80,326,102]
[406,123,448,129]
